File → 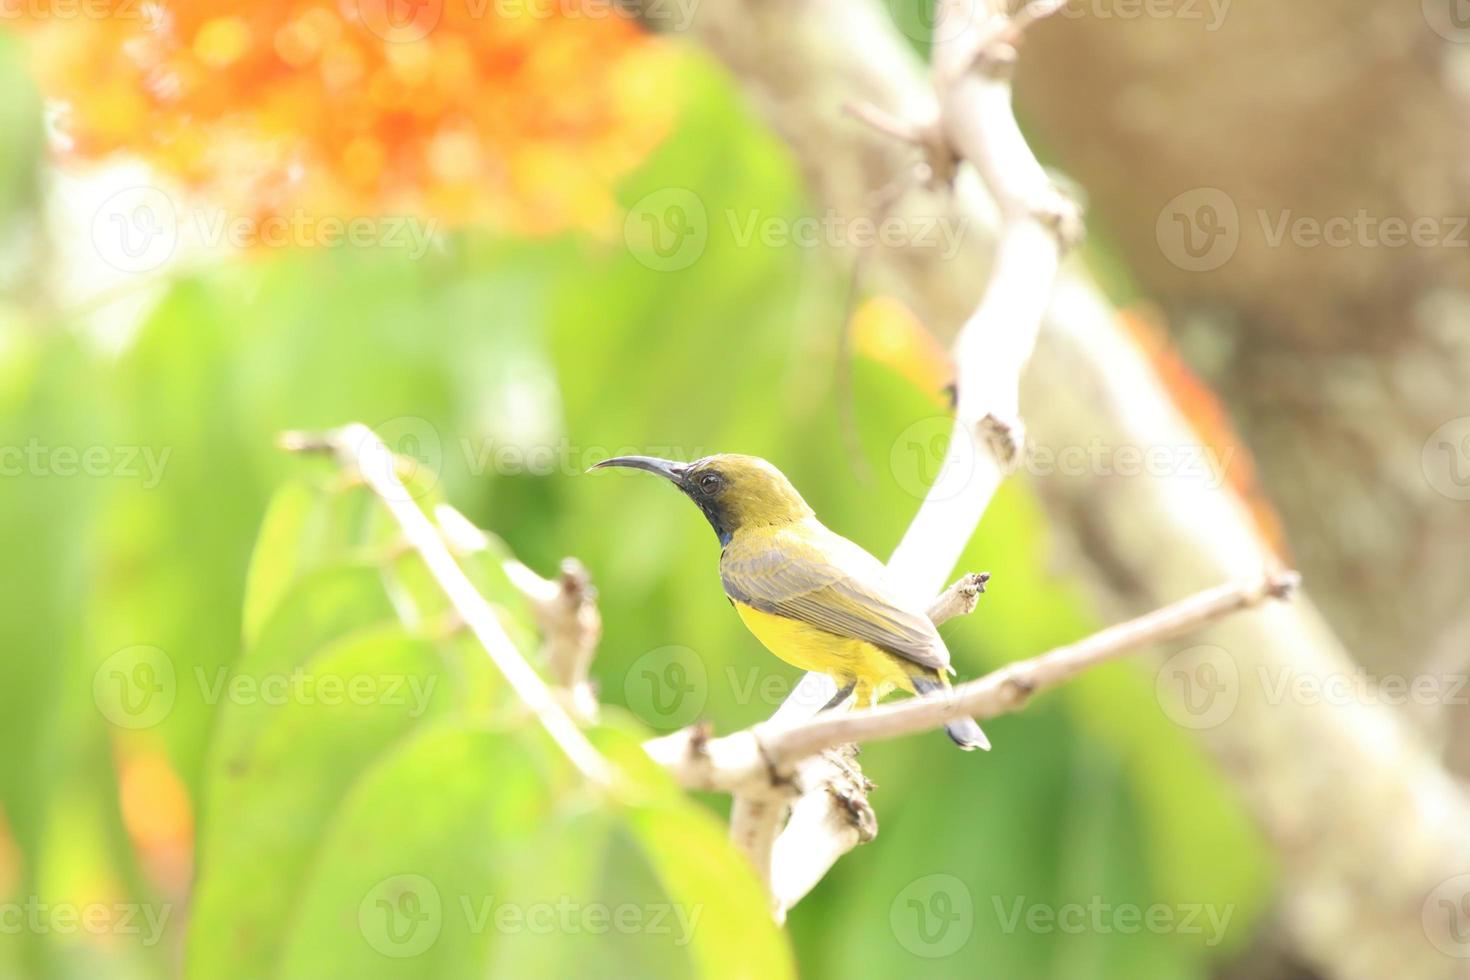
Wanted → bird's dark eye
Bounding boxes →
[698,473,721,495]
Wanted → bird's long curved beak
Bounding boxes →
[589,455,688,484]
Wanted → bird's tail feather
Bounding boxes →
[910,675,990,752]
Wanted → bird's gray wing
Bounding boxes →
[720,526,950,673]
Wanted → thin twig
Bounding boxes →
[927,571,991,625]
[281,425,614,787]
[503,558,603,718]
[437,503,604,719]
[760,570,1298,764]
[646,571,1297,793]
[843,99,928,144]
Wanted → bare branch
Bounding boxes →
[843,99,956,187]
[886,4,1082,602]
[281,425,614,788]
[645,570,993,794]
[760,570,1297,764]
[503,557,603,718]
[730,794,788,907]
[651,4,1470,969]
[842,98,928,146]
[768,748,875,922]
[648,572,1296,795]
[644,721,770,794]
[435,504,603,718]
[723,0,1081,912]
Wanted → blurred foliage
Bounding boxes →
[181,472,789,978]
[0,14,1272,980]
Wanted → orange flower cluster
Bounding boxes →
[11,0,678,235]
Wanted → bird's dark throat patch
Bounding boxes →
[685,489,733,547]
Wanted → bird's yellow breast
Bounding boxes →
[734,601,916,699]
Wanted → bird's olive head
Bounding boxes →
[589,453,813,545]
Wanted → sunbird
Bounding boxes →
[592,453,988,750]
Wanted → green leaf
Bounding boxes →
[260,721,793,980]
[188,625,459,978]
[199,564,399,839]
[192,470,791,977]
[595,718,796,979]
[0,333,109,976]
